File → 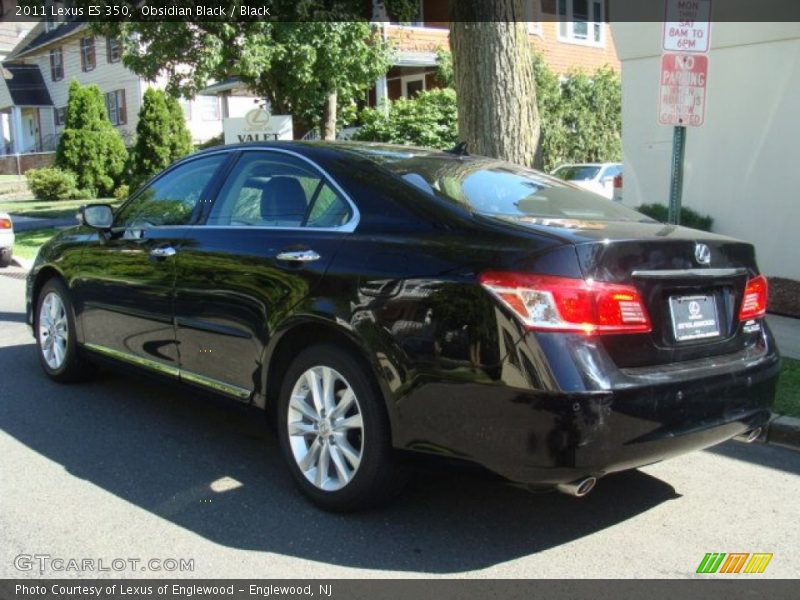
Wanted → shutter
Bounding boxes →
[119,90,127,125]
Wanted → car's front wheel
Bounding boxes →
[35,278,94,382]
[277,344,404,511]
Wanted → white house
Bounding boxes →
[0,20,260,155]
[611,20,800,281]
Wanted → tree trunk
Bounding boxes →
[321,90,337,140]
[449,0,540,167]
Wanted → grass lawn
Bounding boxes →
[12,228,61,261]
[0,197,120,220]
[775,357,800,418]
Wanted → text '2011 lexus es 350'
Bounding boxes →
[27,142,779,511]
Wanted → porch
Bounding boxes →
[0,63,56,155]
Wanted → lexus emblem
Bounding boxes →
[695,243,711,266]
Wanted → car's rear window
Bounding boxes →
[552,165,601,181]
[355,150,645,222]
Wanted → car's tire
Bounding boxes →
[35,278,95,383]
[277,343,405,512]
[0,250,11,268]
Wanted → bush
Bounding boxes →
[114,184,130,202]
[534,55,622,172]
[637,203,714,231]
[25,168,79,201]
[353,88,458,149]
[55,80,127,197]
[196,133,223,151]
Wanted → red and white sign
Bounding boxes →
[663,0,712,53]
[658,53,708,127]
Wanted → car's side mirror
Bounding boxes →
[79,204,114,230]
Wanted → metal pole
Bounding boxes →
[668,125,686,225]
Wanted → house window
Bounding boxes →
[199,95,220,121]
[54,106,67,127]
[80,37,96,72]
[392,0,424,26]
[525,1,543,35]
[402,75,425,98]
[557,0,604,46]
[49,48,64,81]
[105,89,127,126]
[106,37,122,63]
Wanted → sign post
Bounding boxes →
[659,0,712,225]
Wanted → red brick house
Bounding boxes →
[369,0,620,106]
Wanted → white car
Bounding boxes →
[0,212,14,267]
[551,163,622,200]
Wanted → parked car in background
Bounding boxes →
[551,162,622,199]
[26,143,778,511]
[0,212,14,267]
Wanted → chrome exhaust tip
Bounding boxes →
[556,476,597,498]
[736,427,763,444]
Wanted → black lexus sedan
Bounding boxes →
[26,142,779,511]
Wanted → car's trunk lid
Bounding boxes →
[490,216,764,368]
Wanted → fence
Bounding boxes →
[0,151,56,175]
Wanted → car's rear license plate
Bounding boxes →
[669,294,720,341]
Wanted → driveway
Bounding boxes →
[1,273,798,578]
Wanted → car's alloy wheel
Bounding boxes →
[35,279,94,383]
[287,366,364,491]
[39,291,69,370]
[278,344,405,511]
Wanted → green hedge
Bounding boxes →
[353,88,458,149]
[25,168,83,201]
[637,203,714,231]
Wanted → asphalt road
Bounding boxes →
[1,273,798,579]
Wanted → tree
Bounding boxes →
[94,14,392,139]
[448,1,540,167]
[166,95,194,161]
[128,88,173,190]
[55,80,127,196]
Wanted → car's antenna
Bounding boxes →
[446,141,469,156]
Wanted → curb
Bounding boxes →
[766,415,800,452]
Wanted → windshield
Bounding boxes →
[552,165,602,181]
[354,150,647,222]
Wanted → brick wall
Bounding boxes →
[0,152,56,175]
[385,23,620,75]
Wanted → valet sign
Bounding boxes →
[223,108,293,144]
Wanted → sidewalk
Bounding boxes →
[767,314,800,360]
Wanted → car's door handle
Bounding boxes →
[150,246,177,259]
[276,249,321,262]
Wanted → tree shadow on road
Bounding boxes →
[0,342,681,574]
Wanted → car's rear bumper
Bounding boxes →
[392,327,780,486]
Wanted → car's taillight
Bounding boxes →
[739,275,768,321]
[613,174,623,189]
[479,272,651,334]
[0,218,11,229]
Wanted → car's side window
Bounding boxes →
[206,152,352,228]
[114,154,227,229]
[602,165,622,180]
